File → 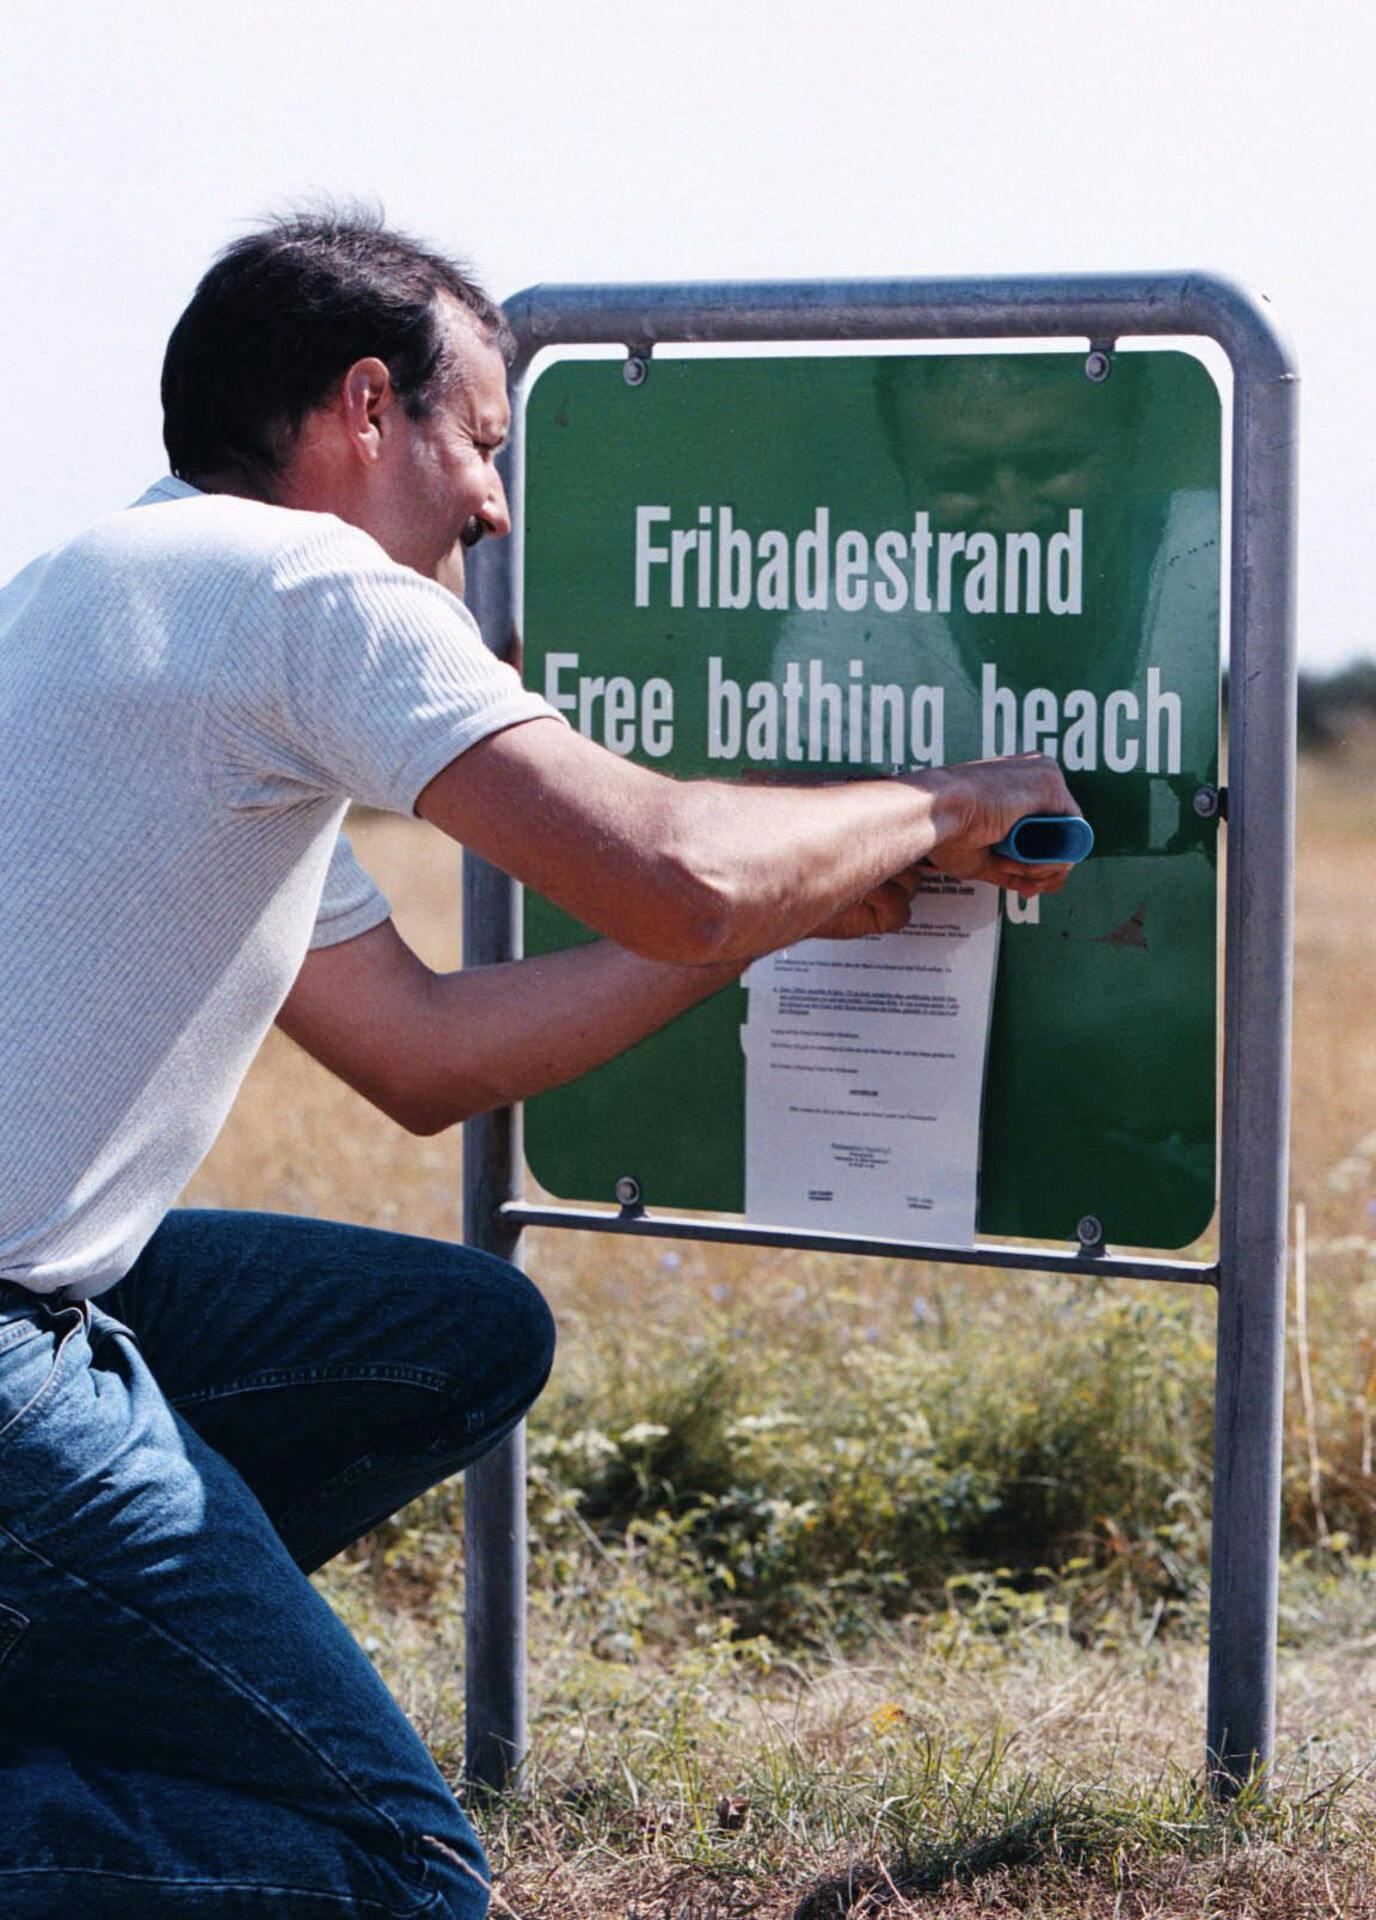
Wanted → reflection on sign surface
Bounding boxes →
[522,352,1221,1249]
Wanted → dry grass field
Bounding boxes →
[184,746,1376,1918]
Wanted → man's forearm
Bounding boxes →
[281,923,742,1135]
[648,767,958,962]
[405,940,743,1133]
[280,863,925,1135]
[419,719,964,965]
[419,721,1080,967]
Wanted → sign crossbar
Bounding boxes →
[500,1202,1218,1288]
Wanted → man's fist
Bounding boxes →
[915,753,1083,897]
[804,863,927,941]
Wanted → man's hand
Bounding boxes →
[917,752,1082,898]
[802,864,927,940]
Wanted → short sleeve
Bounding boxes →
[210,519,563,817]
[307,829,393,951]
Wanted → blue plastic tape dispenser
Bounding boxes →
[993,814,1095,865]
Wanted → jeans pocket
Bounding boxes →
[0,1302,87,1452]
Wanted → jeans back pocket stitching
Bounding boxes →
[0,1322,44,1355]
[0,1306,88,1451]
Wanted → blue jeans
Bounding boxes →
[0,1209,556,1918]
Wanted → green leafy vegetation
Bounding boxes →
[523,1274,1217,1648]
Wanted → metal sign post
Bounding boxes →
[462,274,1297,1798]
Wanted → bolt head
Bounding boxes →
[1084,350,1112,383]
[623,356,647,387]
[615,1175,642,1207]
[1192,785,1220,819]
[1077,1214,1105,1248]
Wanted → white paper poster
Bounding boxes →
[742,878,1001,1245]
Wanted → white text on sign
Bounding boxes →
[634,506,1083,617]
[542,654,1183,775]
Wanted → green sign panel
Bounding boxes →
[521,351,1221,1249]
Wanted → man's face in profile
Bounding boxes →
[373,303,513,595]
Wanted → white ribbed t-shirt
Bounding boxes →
[0,478,557,1299]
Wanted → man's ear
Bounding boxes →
[337,356,394,467]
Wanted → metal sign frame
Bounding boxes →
[461,274,1297,1798]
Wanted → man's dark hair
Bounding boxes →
[161,206,513,489]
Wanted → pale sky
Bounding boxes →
[4,0,1370,668]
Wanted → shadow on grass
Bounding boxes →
[794,1794,1114,1917]
[789,1772,1323,1918]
